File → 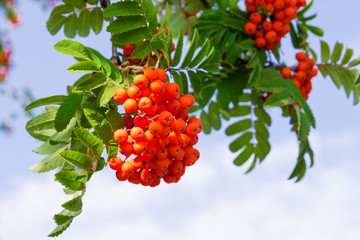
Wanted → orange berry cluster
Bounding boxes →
[281,51,318,100]
[110,66,202,187]
[244,0,306,50]
[122,28,175,66]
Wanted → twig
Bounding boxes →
[100,0,121,66]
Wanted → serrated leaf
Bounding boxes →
[331,42,344,64]
[238,39,255,50]
[67,61,101,73]
[248,65,262,88]
[62,196,83,212]
[47,15,66,35]
[50,4,74,16]
[55,171,86,191]
[88,48,112,77]
[130,40,152,59]
[229,132,252,153]
[180,71,189,95]
[305,25,324,36]
[25,95,66,111]
[54,40,92,61]
[59,150,93,170]
[230,105,251,117]
[171,29,184,67]
[254,107,271,126]
[200,110,211,134]
[341,48,354,66]
[233,144,254,166]
[348,57,360,68]
[142,0,157,22]
[105,109,124,131]
[107,15,146,34]
[63,0,85,8]
[187,71,202,95]
[50,117,77,143]
[160,2,170,30]
[30,144,68,173]
[264,91,293,107]
[189,39,211,68]
[103,1,142,17]
[26,108,57,141]
[208,102,221,130]
[181,29,199,68]
[298,111,310,140]
[55,94,83,132]
[320,40,330,63]
[77,9,91,37]
[33,140,65,155]
[225,119,252,136]
[111,27,151,46]
[90,7,103,35]
[64,13,77,38]
[73,127,103,156]
[73,72,108,92]
[98,82,118,107]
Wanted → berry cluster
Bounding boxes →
[121,28,175,66]
[244,0,306,50]
[281,51,318,100]
[110,66,202,187]
[0,43,12,82]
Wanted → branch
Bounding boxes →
[100,0,121,66]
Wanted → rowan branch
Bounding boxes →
[100,0,121,66]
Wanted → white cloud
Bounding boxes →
[1,128,360,240]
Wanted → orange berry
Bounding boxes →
[246,4,257,12]
[177,111,189,122]
[274,10,285,20]
[179,96,191,110]
[168,144,181,158]
[263,21,272,32]
[156,68,167,82]
[284,6,295,17]
[138,97,152,112]
[133,141,147,155]
[281,67,292,79]
[114,88,128,103]
[130,127,145,141]
[166,83,181,98]
[121,162,136,175]
[127,86,140,99]
[144,66,158,80]
[149,121,164,136]
[150,80,164,95]
[189,134,199,145]
[265,30,277,43]
[167,131,181,145]
[109,156,123,170]
[255,38,266,48]
[119,142,134,156]
[140,169,152,183]
[159,111,174,126]
[292,77,302,88]
[250,12,262,24]
[193,148,200,160]
[179,133,190,148]
[244,22,257,35]
[296,52,307,61]
[133,74,149,88]
[123,44,135,58]
[183,154,196,166]
[297,61,311,72]
[272,21,284,32]
[134,115,149,128]
[168,99,181,113]
[139,87,151,97]
[171,118,186,133]
[123,99,138,113]
[169,160,184,174]
[114,129,129,143]
[160,125,171,138]
[128,171,141,184]
[183,145,194,157]
[273,0,285,9]
[185,122,199,136]
[129,58,141,65]
[116,170,129,181]
[184,94,195,106]
[264,3,274,13]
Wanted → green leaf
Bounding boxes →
[305,25,324,36]
[50,117,77,143]
[200,110,212,134]
[26,108,57,141]
[181,29,199,68]
[87,0,98,5]
[88,48,112,76]
[73,127,104,156]
[50,4,74,16]
[187,71,202,95]
[111,27,151,46]
[67,61,100,73]
[64,13,77,38]
[106,109,124,131]
[171,29,184,67]
[77,9,91,37]
[331,42,344,64]
[254,107,271,126]
[55,94,83,132]
[189,39,211,68]
[230,105,251,117]
[208,102,221,130]
[82,104,113,145]
[130,40,152,59]
[298,110,310,140]
[90,7,103,35]
[30,144,68,173]
[341,48,354,66]
[98,82,118,107]
[229,132,252,153]
[54,40,93,61]
[264,91,293,107]
[248,65,262,88]
[225,119,252,136]
[62,0,85,9]
[47,15,66,35]
[107,16,146,34]
[59,150,93,170]
[73,73,108,92]
[320,40,330,63]
[103,1,141,17]
[238,39,255,50]
[55,170,86,191]
[233,144,254,166]
[180,71,189,95]
[142,0,157,22]
[62,196,83,212]
[25,95,66,111]
[348,57,360,68]
[33,140,65,155]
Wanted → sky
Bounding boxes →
[1,0,360,239]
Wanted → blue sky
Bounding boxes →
[1,0,360,239]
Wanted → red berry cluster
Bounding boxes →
[110,66,202,187]
[0,44,12,82]
[281,51,318,100]
[121,28,175,66]
[244,0,306,50]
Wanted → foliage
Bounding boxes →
[18,0,360,236]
